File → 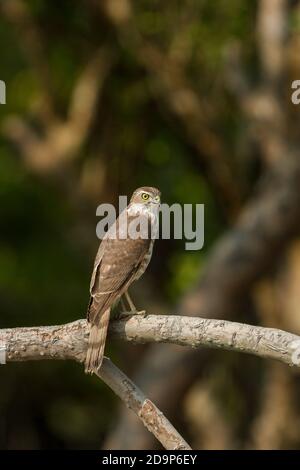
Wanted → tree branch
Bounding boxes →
[0,318,191,450]
[97,358,191,450]
[1,314,300,371]
[2,314,300,449]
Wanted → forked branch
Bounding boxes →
[2,314,300,449]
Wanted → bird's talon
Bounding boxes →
[135,309,147,317]
[129,309,147,317]
[117,309,147,319]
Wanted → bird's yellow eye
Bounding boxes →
[141,192,150,200]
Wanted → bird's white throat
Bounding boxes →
[128,202,159,222]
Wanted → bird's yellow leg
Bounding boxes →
[124,291,136,311]
[125,291,146,315]
[117,291,146,318]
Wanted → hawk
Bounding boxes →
[85,186,161,374]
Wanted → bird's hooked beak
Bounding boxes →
[151,195,161,205]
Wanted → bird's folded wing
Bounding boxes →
[88,214,152,324]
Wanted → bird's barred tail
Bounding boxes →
[85,308,110,374]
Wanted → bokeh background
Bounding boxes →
[1,0,300,449]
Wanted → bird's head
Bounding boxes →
[130,187,161,207]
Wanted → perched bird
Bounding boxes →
[85,186,161,374]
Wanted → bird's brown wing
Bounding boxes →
[88,233,151,323]
[85,213,151,373]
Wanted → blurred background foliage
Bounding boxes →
[1,0,300,449]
